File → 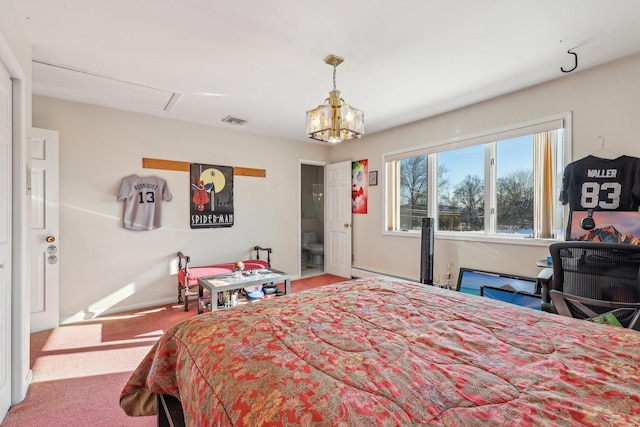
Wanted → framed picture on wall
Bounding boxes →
[189,163,234,229]
[369,170,378,186]
[352,159,368,214]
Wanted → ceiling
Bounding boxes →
[11,0,640,144]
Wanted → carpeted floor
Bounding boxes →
[1,273,346,426]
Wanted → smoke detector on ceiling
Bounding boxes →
[222,115,247,125]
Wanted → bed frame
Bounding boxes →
[157,394,185,427]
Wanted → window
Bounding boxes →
[495,136,533,234]
[385,115,568,241]
[438,145,485,232]
[388,155,428,231]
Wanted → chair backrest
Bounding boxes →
[549,241,640,317]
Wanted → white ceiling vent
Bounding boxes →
[221,115,247,126]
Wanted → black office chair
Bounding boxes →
[543,241,640,330]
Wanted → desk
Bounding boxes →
[197,268,290,314]
[536,259,553,268]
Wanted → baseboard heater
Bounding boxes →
[351,267,412,281]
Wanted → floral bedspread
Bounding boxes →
[120,277,640,426]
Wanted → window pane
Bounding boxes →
[437,145,485,231]
[399,155,428,230]
[496,136,534,236]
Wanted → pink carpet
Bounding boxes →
[2,273,347,426]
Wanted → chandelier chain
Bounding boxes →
[332,61,337,91]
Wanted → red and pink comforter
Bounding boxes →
[121,277,640,426]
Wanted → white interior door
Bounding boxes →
[0,60,13,424]
[325,161,352,278]
[30,128,60,333]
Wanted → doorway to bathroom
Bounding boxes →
[300,163,325,277]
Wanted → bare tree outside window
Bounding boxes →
[453,175,485,231]
[399,155,427,230]
[437,164,461,230]
[438,145,483,231]
[397,157,454,230]
[496,136,534,235]
[497,169,534,233]
[437,164,451,206]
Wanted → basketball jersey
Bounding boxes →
[560,155,640,211]
[117,175,173,231]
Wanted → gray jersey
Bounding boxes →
[117,175,172,231]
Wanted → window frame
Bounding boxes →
[382,112,572,246]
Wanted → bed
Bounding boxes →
[120,277,640,426]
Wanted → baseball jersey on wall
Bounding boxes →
[117,175,173,231]
[560,155,640,211]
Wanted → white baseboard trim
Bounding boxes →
[60,296,180,324]
[59,274,306,324]
[351,267,383,278]
[61,272,385,325]
[351,267,413,282]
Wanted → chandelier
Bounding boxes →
[306,54,364,144]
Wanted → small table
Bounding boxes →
[197,268,291,314]
[536,259,553,268]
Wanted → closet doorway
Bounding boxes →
[300,162,325,277]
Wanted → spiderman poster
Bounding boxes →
[189,163,234,228]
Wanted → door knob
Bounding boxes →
[46,236,56,243]
[344,223,350,228]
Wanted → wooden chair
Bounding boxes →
[177,246,272,312]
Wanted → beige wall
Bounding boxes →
[32,97,329,321]
[32,52,640,320]
[332,53,640,284]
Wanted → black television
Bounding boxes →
[480,285,542,310]
[456,268,537,296]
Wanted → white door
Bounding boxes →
[0,60,13,423]
[325,161,352,278]
[30,128,60,333]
